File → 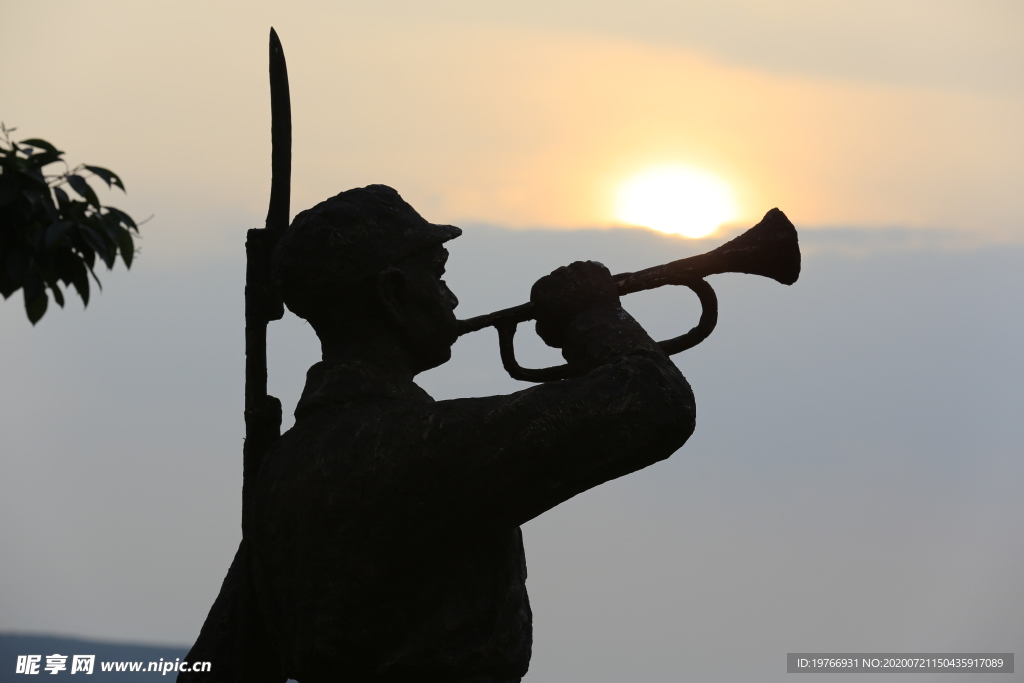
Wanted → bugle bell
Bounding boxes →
[455,208,801,383]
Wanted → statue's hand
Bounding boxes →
[531,260,621,349]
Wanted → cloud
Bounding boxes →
[4,1,1022,246]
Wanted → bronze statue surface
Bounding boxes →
[183,184,696,682]
[262,185,695,682]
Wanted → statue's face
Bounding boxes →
[389,245,460,375]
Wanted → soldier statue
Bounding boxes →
[183,184,696,682]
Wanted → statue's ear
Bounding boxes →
[374,266,409,327]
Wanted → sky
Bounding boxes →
[2,2,1023,682]
[3,0,1023,246]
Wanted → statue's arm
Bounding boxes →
[426,270,696,528]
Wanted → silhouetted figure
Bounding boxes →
[183,185,695,682]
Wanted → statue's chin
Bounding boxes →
[414,344,453,376]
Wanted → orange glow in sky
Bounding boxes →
[2,1,1021,261]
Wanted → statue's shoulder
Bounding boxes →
[257,361,437,492]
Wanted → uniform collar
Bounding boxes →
[294,360,434,419]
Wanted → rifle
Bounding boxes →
[242,27,290,538]
[179,29,291,683]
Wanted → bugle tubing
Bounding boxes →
[455,208,800,382]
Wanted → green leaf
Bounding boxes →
[23,268,44,299]
[45,220,75,247]
[5,248,29,286]
[25,288,48,324]
[98,210,121,241]
[66,174,100,209]
[23,165,48,187]
[0,260,18,298]
[20,184,58,223]
[24,149,62,168]
[23,271,47,324]
[53,185,72,211]
[0,176,18,207]
[83,165,125,191]
[118,227,135,268]
[67,257,90,306]
[85,260,103,291]
[54,252,75,286]
[48,281,65,308]
[19,138,61,156]
[105,205,137,230]
[81,222,116,269]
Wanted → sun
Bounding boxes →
[615,166,739,238]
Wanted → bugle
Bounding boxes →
[455,208,800,383]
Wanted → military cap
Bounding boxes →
[273,185,461,323]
